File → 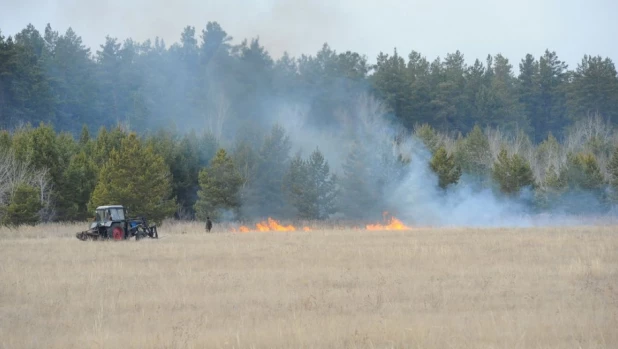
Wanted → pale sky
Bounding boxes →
[1,0,617,70]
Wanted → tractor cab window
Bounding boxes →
[95,207,125,222]
[109,208,125,221]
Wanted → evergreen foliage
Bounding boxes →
[492,147,536,195]
[430,146,461,189]
[2,183,42,226]
[455,125,492,181]
[2,22,618,139]
[1,21,618,222]
[242,124,291,218]
[88,133,176,224]
[194,148,243,220]
[283,148,338,219]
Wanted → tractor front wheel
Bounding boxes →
[110,224,125,241]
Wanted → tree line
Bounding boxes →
[1,22,618,142]
[1,21,618,225]
[0,117,617,226]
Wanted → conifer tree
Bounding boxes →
[2,183,42,226]
[194,148,243,220]
[430,146,461,189]
[559,152,606,213]
[283,153,310,218]
[62,151,97,220]
[305,148,338,219]
[563,152,604,191]
[338,141,381,220]
[88,133,176,224]
[242,124,291,218]
[455,125,492,183]
[492,147,535,195]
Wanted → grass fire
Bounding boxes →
[231,213,412,233]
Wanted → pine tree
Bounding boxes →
[430,146,461,189]
[518,54,541,140]
[88,133,176,224]
[563,152,604,191]
[194,148,243,221]
[305,148,338,219]
[338,141,381,220]
[62,151,97,220]
[242,124,291,218]
[283,153,310,218]
[455,125,492,183]
[538,50,568,137]
[492,147,535,195]
[568,55,618,124]
[2,183,42,226]
[559,152,606,213]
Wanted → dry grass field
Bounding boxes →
[0,221,617,348]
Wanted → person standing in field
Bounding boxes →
[205,217,213,232]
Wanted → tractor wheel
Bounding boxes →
[110,224,125,241]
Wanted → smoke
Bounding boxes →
[2,17,616,227]
[258,91,614,228]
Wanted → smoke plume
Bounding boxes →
[260,91,615,228]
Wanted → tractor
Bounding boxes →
[75,205,159,241]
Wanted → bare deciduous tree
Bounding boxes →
[0,151,52,223]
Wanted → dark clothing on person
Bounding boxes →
[206,217,213,232]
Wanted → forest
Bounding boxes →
[0,22,617,226]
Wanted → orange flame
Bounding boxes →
[232,213,410,232]
[237,218,310,232]
[366,212,411,231]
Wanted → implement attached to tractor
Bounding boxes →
[76,205,158,241]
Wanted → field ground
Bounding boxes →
[0,222,617,348]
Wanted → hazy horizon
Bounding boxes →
[2,0,617,69]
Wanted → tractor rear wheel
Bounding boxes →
[110,224,125,241]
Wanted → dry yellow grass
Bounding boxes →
[1,222,617,348]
